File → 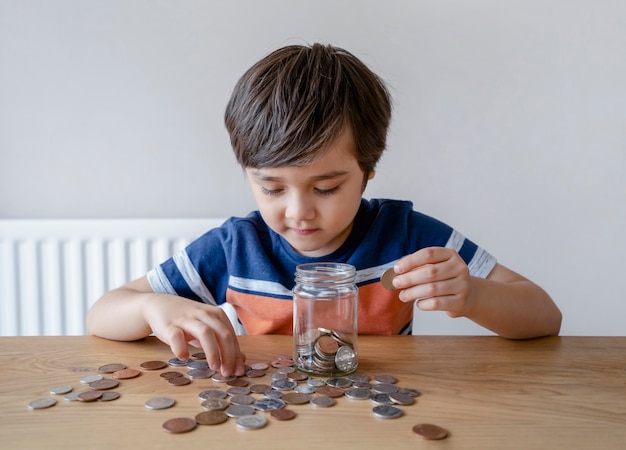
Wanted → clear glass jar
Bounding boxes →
[293,262,358,376]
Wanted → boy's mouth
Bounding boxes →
[290,227,318,236]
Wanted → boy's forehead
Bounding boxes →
[248,142,360,178]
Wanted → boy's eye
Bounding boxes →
[316,186,340,196]
[260,186,283,196]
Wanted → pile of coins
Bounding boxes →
[27,350,448,440]
[295,328,357,375]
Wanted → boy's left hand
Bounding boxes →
[392,247,472,318]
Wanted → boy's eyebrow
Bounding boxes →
[250,170,349,182]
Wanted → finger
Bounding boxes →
[394,247,451,274]
[185,320,222,373]
[161,326,190,361]
[211,314,245,376]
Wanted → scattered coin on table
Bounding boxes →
[25,352,440,439]
[412,423,449,440]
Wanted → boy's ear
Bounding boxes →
[368,171,376,180]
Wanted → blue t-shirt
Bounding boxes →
[147,198,496,335]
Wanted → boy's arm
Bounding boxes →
[86,276,246,376]
[392,248,562,339]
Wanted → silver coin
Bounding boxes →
[49,385,73,395]
[372,383,399,394]
[225,404,255,418]
[353,381,372,389]
[398,387,421,397]
[307,378,326,387]
[198,389,227,401]
[230,394,255,406]
[187,360,209,370]
[335,346,357,372]
[345,387,371,400]
[295,384,316,394]
[79,374,103,384]
[326,377,352,388]
[271,379,297,391]
[201,398,229,411]
[374,374,398,384]
[370,393,393,405]
[27,397,57,410]
[271,372,288,381]
[253,398,285,411]
[236,414,267,430]
[372,404,403,419]
[168,357,192,366]
[389,392,415,405]
[310,396,336,408]
[211,373,237,383]
[347,373,370,383]
[145,396,176,410]
[264,390,283,399]
[187,368,215,379]
[64,391,83,401]
[227,386,251,396]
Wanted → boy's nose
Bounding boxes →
[285,193,315,222]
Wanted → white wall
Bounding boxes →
[1,0,624,336]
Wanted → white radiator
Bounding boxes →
[0,219,224,336]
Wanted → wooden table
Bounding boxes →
[1,335,624,449]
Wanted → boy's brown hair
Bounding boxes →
[224,43,392,176]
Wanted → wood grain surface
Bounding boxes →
[1,335,624,449]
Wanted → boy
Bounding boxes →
[86,43,562,377]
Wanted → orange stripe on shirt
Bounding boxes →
[226,289,293,335]
[227,283,412,336]
[357,283,414,335]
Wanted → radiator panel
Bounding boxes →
[0,219,222,336]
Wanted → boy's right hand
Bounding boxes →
[143,295,246,377]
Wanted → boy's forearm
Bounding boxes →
[86,288,153,341]
[463,277,562,339]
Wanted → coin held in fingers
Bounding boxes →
[381,268,397,290]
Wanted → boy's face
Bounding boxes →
[246,128,373,257]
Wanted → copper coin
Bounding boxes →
[77,390,103,402]
[98,363,127,374]
[227,378,249,387]
[245,369,266,378]
[159,371,184,380]
[316,335,339,355]
[191,352,206,360]
[169,376,191,386]
[281,393,311,405]
[413,423,449,440]
[98,391,121,401]
[288,371,308,381]
[315,386,345,398]
[270,408,297,421]
[201,398,229,411]
[195,410,228,426]
[89,379,119,390]
[162,417,197,434]
[250,362,269,370]
[112,368,141,379]
[140,360,168,370]
[249,384,272,394]
[381,267,397,290]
